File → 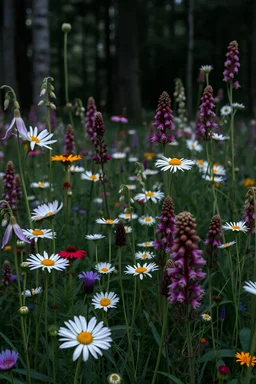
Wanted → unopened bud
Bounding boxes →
[50,92,56,99]
[66,103,72,109]
[40,88,46,96]
[62,23,72,33]
[20,262,29,271]
[38,100,45,106]
[18,306,30,316]
[17,240,26,250]
[4,97,10,111]
[1,219,8,227]
[48,324,58,337]
[50,103,56,110]
[67,190,73,196]
[107,373,122,384]
[14,101,20,109]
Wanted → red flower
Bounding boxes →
[218,365,230,375]
[58,246,86,260]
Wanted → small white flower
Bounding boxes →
[134,190,164,204]
[202,164,226,176]
[138,216,156,226]
[23,126,57,151]
[30,181,50,189]
[22,287,43,296]
[22,229,55,242]
[201,314,212,321]
[137,241,155,248]
[126,184,136,190]
[26,251,69,273]
[144,169,159,176]
[118,213,138,221]
[220,105,232,116]
[212,133,229,141]
[135,251,155,260]
[128,156,139,162]
[218,241,236,249]
[58,315,112,361]
[202,175,224,183]
[81,171,100,182]
[70,165,85,173]
[107,373,122,384]
[222,221,248,233]
[85,234,105,241]
[91,292,119,312]
[128,130,136,135]
[231,103,245,110]
[196,159,208,169]
[31,201,63,221]
[124,226,132,233]
[200,65,213,73]
[243,281,256,295]
[124,262,159,280]
[96,218,119,225]
[186,140,203,152]
[95,262,115,274]
[155,156,194,173]
[112,152,126,159]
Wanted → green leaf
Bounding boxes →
[239,328,251,352]
[0,374,24,384]
[199,349,234,363]
[13,368,53,382]
[156,371,184,384]
[143,311,166,357]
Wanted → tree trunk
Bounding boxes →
[186,0,194,122]
[251,0,256,117]
[32,0,50,117]
[115,0,141,122]
[3,0,17,91]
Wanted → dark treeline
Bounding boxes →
[0,0,254,120]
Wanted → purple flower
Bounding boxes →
[197,85,217,141]
[205,215,222,268]
[85,97,97,141]
[154,196,175,255]
[219,306,226,319]
[93,112,111,166]
[2,161,17,212]
[244,187,256,233]
[2,216,30,248]
[111,115,128,124]
[151,91,175,146]
[168,211,206,310]
[2,260,11,285]
[0,349,19,371]
[3,109,29,140]
[64,124,76,154]
[78,271,100,294]
[223,40,240,83]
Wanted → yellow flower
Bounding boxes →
[143,152,156,160]
[4,245,12,252]
[235,352,256,367]
[243,178,255,187]
[51,154,82,164]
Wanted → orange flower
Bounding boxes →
[144,152,156,160]
[51,154,82,164]
[243,178,255,187]
[235,352,256,367]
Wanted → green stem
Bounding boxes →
[73,356,82,384]
[152,298,168,384]
[208,269,217,359]
[9,370,14,384]
[52,270,56,325]
[52,339,56,384]
[107,227,112,291]
[185,318,195,384]
[21,317,31,384]
[13,242,22,307]
[44,272,49,375]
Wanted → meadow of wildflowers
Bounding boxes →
[1,35,256,384]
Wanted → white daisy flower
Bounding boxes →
[91,292,119,312]
[128,156,139,162]
[96,218,119,225]
[85,234,105,241]
[220,105,232,116]
[107,373,122,384]
[196,159,208,169]
[211,164,226,176]
[30,181,50,189]
[112,152,126,159]
[31,201,63,221]
[124,262,159,280]
[155,156,194,173]
[137,241,155,248]
[128,130,136,135]
[26,251,69,272]
[135,251,155,260]
[144,169,159,176]
[186,140,203,152]
[134,190,164,204]
[218,241,236,249]
[222,221,248,233]
[22,229,55,242]
[95,262,115,274]
[200,65,213,73]
[128,176,139,181]
[124,226,132,233]
[81,171,100,182]
[138,216,156,226]
[70,165,85,173]
[168,140,179,146]
[23,126,57,151]
[201,314,212,321]
[94,198,103,204]
[212,133,229,141]
[58,315,112,361]
[243,281,256,295]
[126,184,136,190]
[22,287,43,296]
[231,103,245,110]
[202,175,224,183]
[118,213,138,221]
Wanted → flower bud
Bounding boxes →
[20,262,29,272]
[62,23,72,33]
[48,325,58,337]
[40,88,46,96]
[4,97,10,111]
[217,365,230,381]
[18,306,30,316]
[38,100,45,106]
[14,101,20,109]
[107,373,122,384]
[50,92,56,99]
[50,103,56,110]
[17,240,26,249]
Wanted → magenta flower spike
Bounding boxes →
[2,161,17,212]
[154,196,175,254]
[223,40,240,84]
[3,109,29,140]
[168,211,206,309]
[205,215,222,268]
[2,216,30,248]
[197,85,217,141]
[64,124,76,154]
[151,91,175,146]
[244,187,256,233]
[85,97,97,141]
[92,112,111,165]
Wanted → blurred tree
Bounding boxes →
[251,0,256,117]
[186,0,194,121]
[32,0,50,116]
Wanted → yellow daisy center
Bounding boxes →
[30,135,40,143]
[100,298,111,307]
[145,191,155,197]
[101,267,109,272]
[38,183,45,187]
[169,158,181,166]
[144,242,151,246]
[224,243,230,247]
[203,314,211,319]
[90,175,98,180]
[141,253,149,259]
[197,160,204,166]
[111,375,119,381]
[32,229,44,236]
[45,211,53,217]
[135,267,147,273]
[105,219,114,223]
[232,225,241,230]
[41,259,55,266]
[31,289,35,295]
[145,217,152,222]
[192,144,196,149]
[125,214,131,218]
[77,331,93,345]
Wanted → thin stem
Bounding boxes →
[44,272,49,375]
[73,356,82,384]
[185,318,195,384]
[107,227,112,291]
[21,317,31,384]
[13,242,22,307]
[52,339,56,384]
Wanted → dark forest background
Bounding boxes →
[0,0,255,122]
